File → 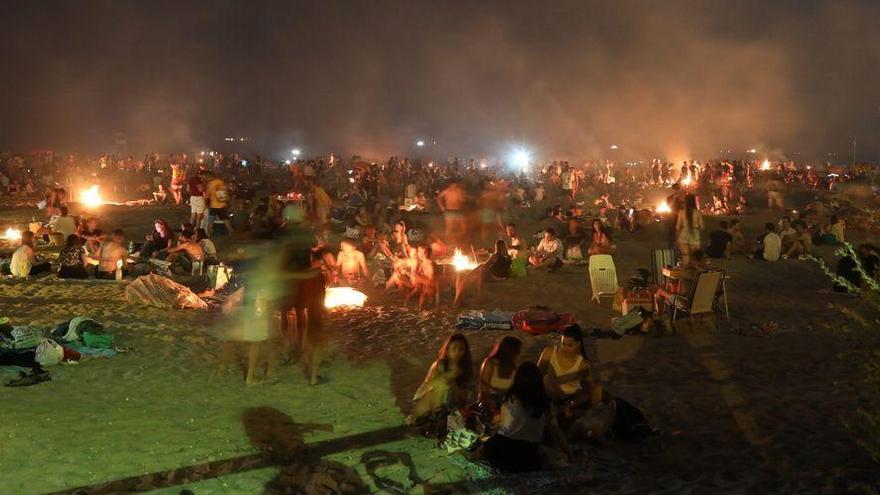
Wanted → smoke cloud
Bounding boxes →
[0,0,878,161]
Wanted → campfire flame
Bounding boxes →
[452,248,478,272]
[324,287,368,309]
[80,185,103,207]
[681,175,692,186]
[761,159,771,171]
[656,201,672,214]
[2,227,22,241]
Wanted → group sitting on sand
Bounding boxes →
[407,329,649,473]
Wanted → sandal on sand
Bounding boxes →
[6,368,51,387]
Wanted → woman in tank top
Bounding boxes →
[537,325,604,423]
[478,336,522,415]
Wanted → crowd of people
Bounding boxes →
[2,148,878,473]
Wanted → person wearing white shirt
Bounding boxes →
[49,206,78,239]
[757,222,782,262]
[529,228,562,271]
[10,231,51,277]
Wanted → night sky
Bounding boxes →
[1,0,878,161]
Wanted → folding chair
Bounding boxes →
[589,254,619,304]
[669,269,724,332]
[651,248,677,285]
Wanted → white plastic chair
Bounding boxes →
[589,254,619,304]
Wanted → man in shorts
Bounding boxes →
[437,181,466,246]
[188,169,207,229]
[205,171,235,236]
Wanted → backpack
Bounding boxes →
[611,398,653,441]
[35,339,64,366]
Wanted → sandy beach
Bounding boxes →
[1,189,879,494]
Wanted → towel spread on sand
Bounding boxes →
[124,273,208,309]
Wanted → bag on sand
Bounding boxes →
[35,339,64,366]
[611,398,653,441]
[611,309,644,336]
[83,332,114,349]
[570,400,617,441]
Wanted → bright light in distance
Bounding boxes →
[200,151,205,156]
[681,176,692,186]
[416,140,425,147]
[291,148,301,157]
[656,201,672,214]
[2,227,22,241]
[761,159,771,171]
[748,148,757,154]
[80,185,102,208]
[610,144,619,150]
[284,159,291,165]
[511,149,530,168]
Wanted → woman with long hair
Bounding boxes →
[675,193,703,265]
[478,336,522,413]
[478,362,571,472]
[138,218,173,259]
[537,325,604,424]
[409,333,474,420]
[57,234,89,279]
[587,218,612,255]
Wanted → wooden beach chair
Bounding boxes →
[589,254,618,304]
[669,269,724,332]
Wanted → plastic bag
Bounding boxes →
[35,339,64,366]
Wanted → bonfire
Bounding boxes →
[2,227,22,241]
[80,185,103,207]
[324,287,368,309]
[452,248,478,272]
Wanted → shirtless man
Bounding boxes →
[405,245,439,311]
[336,239,369,285]
[95,229,128,279]
[166,231,205,274]
[437,181,466,246]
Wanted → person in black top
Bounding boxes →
[454,240,512,306]
[706,221,733,259]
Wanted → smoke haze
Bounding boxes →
[0,0,878,161]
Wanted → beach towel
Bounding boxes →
[125,273,208,309]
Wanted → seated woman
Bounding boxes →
[404,245,439,311]
[195,228,218,265]
[587,219,613,255]
[57,234,89,279]
[408,333,473,421]
[336,239,370,286]
[537,325,604,427]
[478,336,522,416]
[476,362,570,473]
[137,218,173,259]
[562,218,588,259]
[454,239,511,305]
